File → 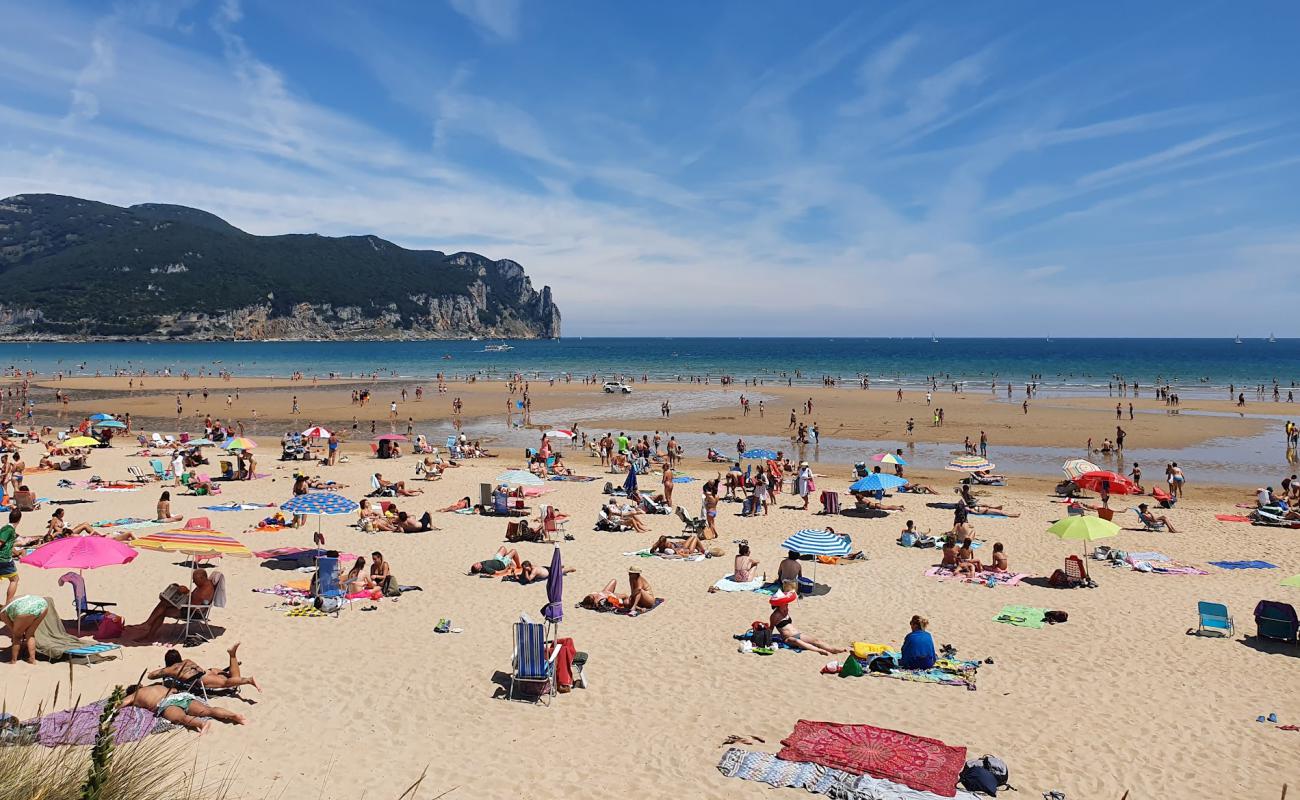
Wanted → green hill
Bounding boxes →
[0,194,560,339]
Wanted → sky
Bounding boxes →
[2,0,1298,337]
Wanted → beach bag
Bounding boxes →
[852,642,888,659]
[381,575,402,597]
[750,622,772,649]
[94,613,124,641]
[963,755,1013,794]
[1044,610,1069,624]
[916,535,936,548]
[866,654,895,674]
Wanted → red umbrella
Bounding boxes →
[1074,470,1141,495]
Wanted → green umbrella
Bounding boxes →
[1047,516,1119,554]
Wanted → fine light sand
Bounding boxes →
[4,403,1299,798]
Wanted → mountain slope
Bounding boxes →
[0,194,560,340]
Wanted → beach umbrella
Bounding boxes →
[135,529,253,559]
[623,465,638,494]
[255,546,360,566]
[280,493,360,541]
[91,419,125,429]
[945,455,994,472]
[374,433,408,441]
[849,473,908,493]
[542,546,564,625]
[21,536,138,571]
[1046,516,1119,554]
[1074,470,1141,495]
[872,453,907,466]
[302,426,332,439]
[544,429,574,440]
[88,413,114,421]
[741,448,779,460]
[222,437,257,451]
[1062,459,1101,481]
[781,528,853,557]
[496,469,544,487]
[62,436,101,448]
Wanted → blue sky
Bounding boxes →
[2,1,1298,336]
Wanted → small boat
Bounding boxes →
[931,334,939,343]
[442,354,453,360]
[1234,334,1243,344]
[1268,332,1277,343]
[482,343,514,352]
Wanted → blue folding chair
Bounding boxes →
[58,572,116,635]
[509,619,559,704]
[314,556,347,616]
[1196,601,1233,637]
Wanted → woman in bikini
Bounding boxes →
[650,535,706,557]
[580,580,626,611]
[148,643,261,693]
[768,583,843,656]
[369,552,391,587]
[343,557,371,592]
[156,490,183,523]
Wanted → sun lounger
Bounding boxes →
[675,505,705,534]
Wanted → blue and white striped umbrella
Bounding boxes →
[849,473,908,493]
[496,469,545,487]
[781,528,852,557]
[280,493,359,516]
[91,419,126,428]
[741,448,779,460]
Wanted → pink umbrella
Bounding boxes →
[374,434,408,441]
[21,537,138,571]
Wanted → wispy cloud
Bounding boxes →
[448,0,521,42]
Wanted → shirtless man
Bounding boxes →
[147,642,261,693]
[124,683,246,733]
[470,547,521,575]
[519,560,575,585]
[130,568,216,641]
[374,473,422,496]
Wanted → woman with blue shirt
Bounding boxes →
[900,615,937,669]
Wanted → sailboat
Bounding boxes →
[1268,332,1277,343]
[1234,334,1243,344]
[931,333,939,343]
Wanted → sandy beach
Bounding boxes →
[3,381,1300,799]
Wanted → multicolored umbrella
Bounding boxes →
[781,528,852,557]
[945,455,995,472]
[544,429,574,440]
[872,453,907,465]
[62,436,101,448]
[222,437,257,451]
[280,493,359,516]
[849,473,908,493]
[1074,470,1142,495]
[496,469,544,487]
[134,529,253,559]
[1062,458,1101,481]
[21,537,138,570]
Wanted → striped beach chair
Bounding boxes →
[509,619,559,704]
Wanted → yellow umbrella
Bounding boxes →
[63,436,100,447]
[133,529,253,559]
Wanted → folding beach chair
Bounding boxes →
[177,570,226,646]
[675,506,705,534]
[127,466,153,483]
[1133,508,1165,531]
[1196,601,1234,637]
[151,433,167,448]
[312,556,347,617]
[509,618,560,704]
[58,572,116,635]
[819,491,840,515]
[1064,555,1094,588]
[150,458,171,480]
[1254,600,1299,645]
[541,504,567,538]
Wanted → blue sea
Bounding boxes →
[1,338,1296,398]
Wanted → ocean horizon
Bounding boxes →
[3,337,1297,398]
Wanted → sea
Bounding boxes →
[1,337,1297,397]
[6,338,1297,486]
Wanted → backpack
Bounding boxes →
[750,622,772,648]
[1044,610,1069,624]
[1048,569,1068,587]
[962,755,1013,795]
[381,575,402,598]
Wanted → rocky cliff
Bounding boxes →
[0,194,561,340]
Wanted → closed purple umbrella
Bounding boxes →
[623,465,637,495]
[542,546,564,624]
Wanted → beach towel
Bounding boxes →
[583,598,665,616]
[777,720,967,797]
[623,548,706,562]
[25,700,175,747]
[925,566,1026,586]
[717,747,978,800]
[284,605,328,617]
[92,517,162,530]
[1209,560,1278,570]
[861,653,980,690]
[1215,514,1252,523]
[91,484,140,492]
[994,605,1047,629]
[671,475,695,483]
[1125,551,1170,562]
[201,502,276,511]
[932,540,982,550]
[1125,553,1208,575]
[34,598,120,664]
[548,475,597,482]
[713,576,766,592]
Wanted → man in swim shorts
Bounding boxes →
[124,684,247,732]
